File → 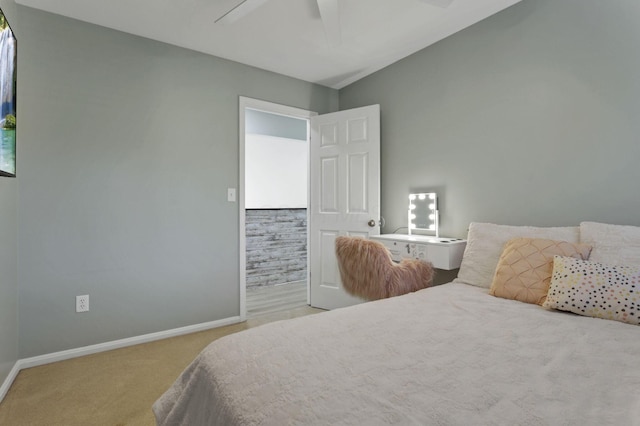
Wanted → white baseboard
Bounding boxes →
[0,315,242,403]
[0,361,21,403]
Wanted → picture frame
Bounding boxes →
[0,7,16,178]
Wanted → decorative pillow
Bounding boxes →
[580,222,640,267]
[454,223,580,289]
[544,256,640,326]
[489,238,592,305]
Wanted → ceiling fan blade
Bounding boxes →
[419,0,454,8]
[317,0,342,47]
[215,0,269,25]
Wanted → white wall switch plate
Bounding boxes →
[227,188,236,202]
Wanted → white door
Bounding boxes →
[309,104,381,310]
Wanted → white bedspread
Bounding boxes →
[153,283,640,425]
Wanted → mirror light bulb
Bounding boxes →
[409,204,416,210]
[418,194,426,200]
[428,203,435,210]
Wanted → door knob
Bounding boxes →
[368,219,376,227]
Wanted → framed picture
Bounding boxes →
[0,7,16,178]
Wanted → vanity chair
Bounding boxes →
[335,236,434,301]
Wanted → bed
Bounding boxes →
[153,222,640,425]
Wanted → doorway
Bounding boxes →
[239,97,317,320]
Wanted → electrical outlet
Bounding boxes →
[76,295,89,313]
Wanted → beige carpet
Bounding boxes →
[0,306,322,426]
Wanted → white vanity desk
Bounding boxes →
[371,234,466,270]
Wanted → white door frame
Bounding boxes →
[238,96,317,321]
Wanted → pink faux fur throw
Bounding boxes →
[335,236,435,300]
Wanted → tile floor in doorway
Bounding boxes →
[246,280,308,318]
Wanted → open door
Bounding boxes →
[309,104,381,310]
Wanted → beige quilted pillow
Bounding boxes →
[489,238,592,305]
[454,223,580,289]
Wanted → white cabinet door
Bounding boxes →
[309,105,380,310]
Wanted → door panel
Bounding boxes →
[348,153,368,213]
[309,105,380,310]
[321,157,339,212]
[320,230,340,290]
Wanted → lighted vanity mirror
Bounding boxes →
[408,192,438,237]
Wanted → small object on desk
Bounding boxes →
[370,234,467,270]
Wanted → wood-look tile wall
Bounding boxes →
[245,209,307,287]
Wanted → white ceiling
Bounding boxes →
[15,0,522,89]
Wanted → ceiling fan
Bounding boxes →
[215,0,455,46]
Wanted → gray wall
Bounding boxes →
[0,156,17,384]
[246,109,307,141]
[0,178,16,385]
[0,175,17,383]
[340,0,640,238]
[16,6,337,357]
[0,0,18,388]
